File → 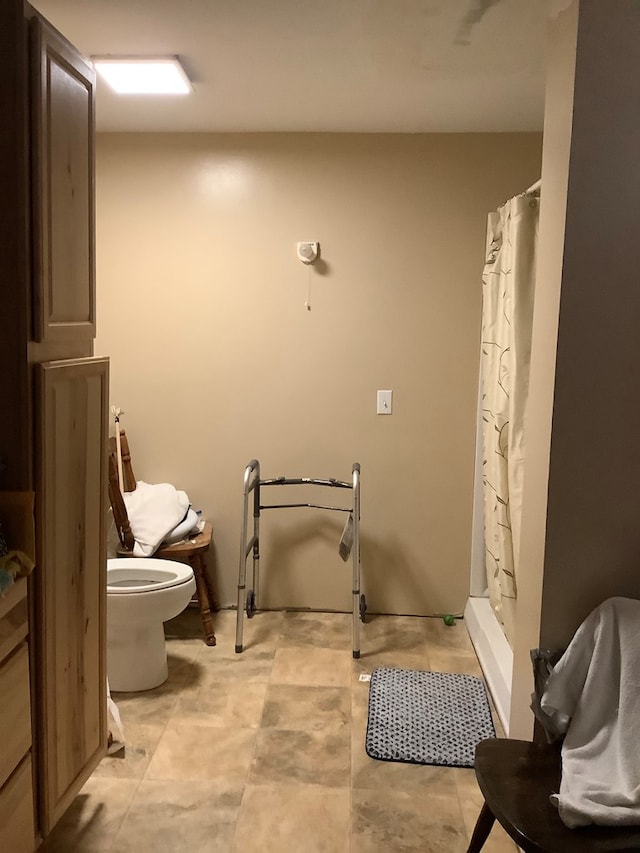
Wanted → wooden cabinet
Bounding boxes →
[0,4,106,848]
[26,7,107,836]
[0,642,32,788]
[30,13,96,344]
[0,573,29,663]
[0,757,35,853]
[0,497,35,853]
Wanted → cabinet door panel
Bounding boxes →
[31,15,95,343]
[36,357,108,833]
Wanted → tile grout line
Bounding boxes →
[105,776,144,852]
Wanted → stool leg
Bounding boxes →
[467,802,495,853]
[201,550,219,612]
[192,554,216,646]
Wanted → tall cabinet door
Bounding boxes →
[35,357,108,834]
[30,13,96,344]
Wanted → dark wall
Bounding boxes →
[0,0,31,488]
[541,0,640,649]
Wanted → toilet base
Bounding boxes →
[107,619,168,692]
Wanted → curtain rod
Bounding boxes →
[525,178,542,194]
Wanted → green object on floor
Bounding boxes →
[443,614,456,626]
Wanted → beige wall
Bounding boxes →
[95,132,541,613]
[509,1,577,738]
[538,0,640,647]
[511,0,640,736]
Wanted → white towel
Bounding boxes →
[540,596,640,828]
[122,480,190,557]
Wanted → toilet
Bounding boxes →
[107,558,196,692]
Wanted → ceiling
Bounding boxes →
[32,0,551,134]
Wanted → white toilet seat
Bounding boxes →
[107,558,194,594]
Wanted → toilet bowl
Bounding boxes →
[107,558,196,692]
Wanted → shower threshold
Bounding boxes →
[464,596,513,734]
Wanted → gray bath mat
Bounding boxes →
[365,667,495,768]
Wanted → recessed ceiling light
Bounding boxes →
[92,57,191,95]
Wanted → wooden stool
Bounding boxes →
[468,738,640,852]
[108,430,218,646]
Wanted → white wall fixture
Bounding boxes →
[297,242,320,311]
[297,242,319,264]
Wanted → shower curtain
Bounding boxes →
[481,192,538,645]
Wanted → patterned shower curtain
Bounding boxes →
[481,193,538,645]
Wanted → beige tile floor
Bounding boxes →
[40,609,518,853]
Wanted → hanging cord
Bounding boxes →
[110,406,125,493]
[304,264,312,311]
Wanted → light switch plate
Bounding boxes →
[377,390,392,414]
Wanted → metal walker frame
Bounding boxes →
[235,459,365,658]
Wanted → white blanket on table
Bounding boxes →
[123,480,190,557]
[540,596,640,828]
